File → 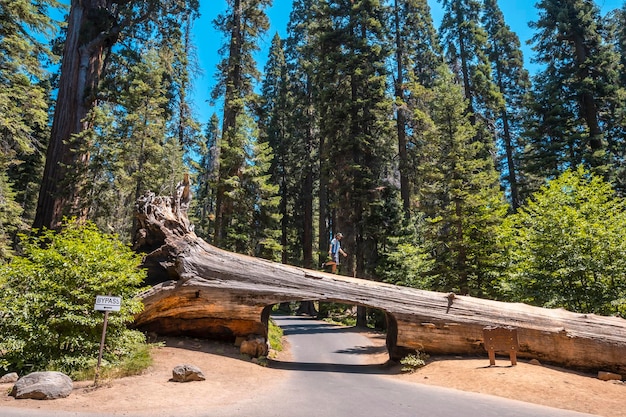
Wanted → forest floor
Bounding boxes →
[1,332,624,417]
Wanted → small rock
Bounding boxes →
[171,364,206,382]
[10,371,72,400]
[240,336,269,358]
[529,359,542,366]
[598,371,622,381]
[0,372,19,384]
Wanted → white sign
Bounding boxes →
[94,295,122,312]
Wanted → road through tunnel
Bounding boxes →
[260,301,395,365]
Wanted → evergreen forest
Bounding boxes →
[3,0,626,320]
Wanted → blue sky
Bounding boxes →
[194,1,624,123]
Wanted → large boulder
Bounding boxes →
[10,371,73,400]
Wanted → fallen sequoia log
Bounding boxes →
[132,188,626,375]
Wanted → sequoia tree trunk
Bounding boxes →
[132,188,626,375]
[34,0,119,230]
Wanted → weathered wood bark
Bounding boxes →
[133,191,626,375]
[34,0,120,230]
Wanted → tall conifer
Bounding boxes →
[482,0,531,210]
[604,6,626,193]
[391,0,442,217]
[285,0,322,268]
[218,112,281,259]
[78,4,200,239]
[259,34,294,264]
[34,0,199,230]
[212,0,271,246]
[315,0,394,283]
[193,115,220,240]
[526,0,621,185]
[439,0,503,149]
[417,67,507,297]
[86,49,185,240]
[307,0,401,333]
[1,0,60,255]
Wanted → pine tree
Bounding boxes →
[258,33,293,264]
[65,1,201,241]
[482,0,531,210]
[0,173,23,261]
[89,9,201,238]
[315,0,394,282]
[86,49,185,241]
[287,0,327,267]
[166,11,204,176]
[212,0,271,246]
[245,134,282,261]
[193,115,220,240]
[417,67,507,297]
[0,0,59,256]
[604,6,626,193]
[0,0,56,160]
[610,5,626,88]
[526,0,621,186]
[439,0,503,147]
[391,0,443,217]
[219,112,281,259]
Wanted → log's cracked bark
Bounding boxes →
[133,186,626,374]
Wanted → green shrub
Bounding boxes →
[0,219,149,377]
[268,318,283,352]
[501,167,626,316]
[74,342,156,381]
[400,350,429,373]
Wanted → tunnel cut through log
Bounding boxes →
[132,189,626,375]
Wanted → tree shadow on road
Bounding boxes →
[268,359,396,375]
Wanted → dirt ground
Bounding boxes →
[1,332,624,417]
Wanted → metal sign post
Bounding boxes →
[94,295,122,312]
[94,295,122,385]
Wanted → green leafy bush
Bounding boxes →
[400,350,429,373]
[268,318,284,352]
[0,220,148,377]
[501,167,626,316]
[73,341,155,381]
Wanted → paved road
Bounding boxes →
[2,315,597,417]
[208,315,596,417]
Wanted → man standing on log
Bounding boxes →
[328,233,348,269]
